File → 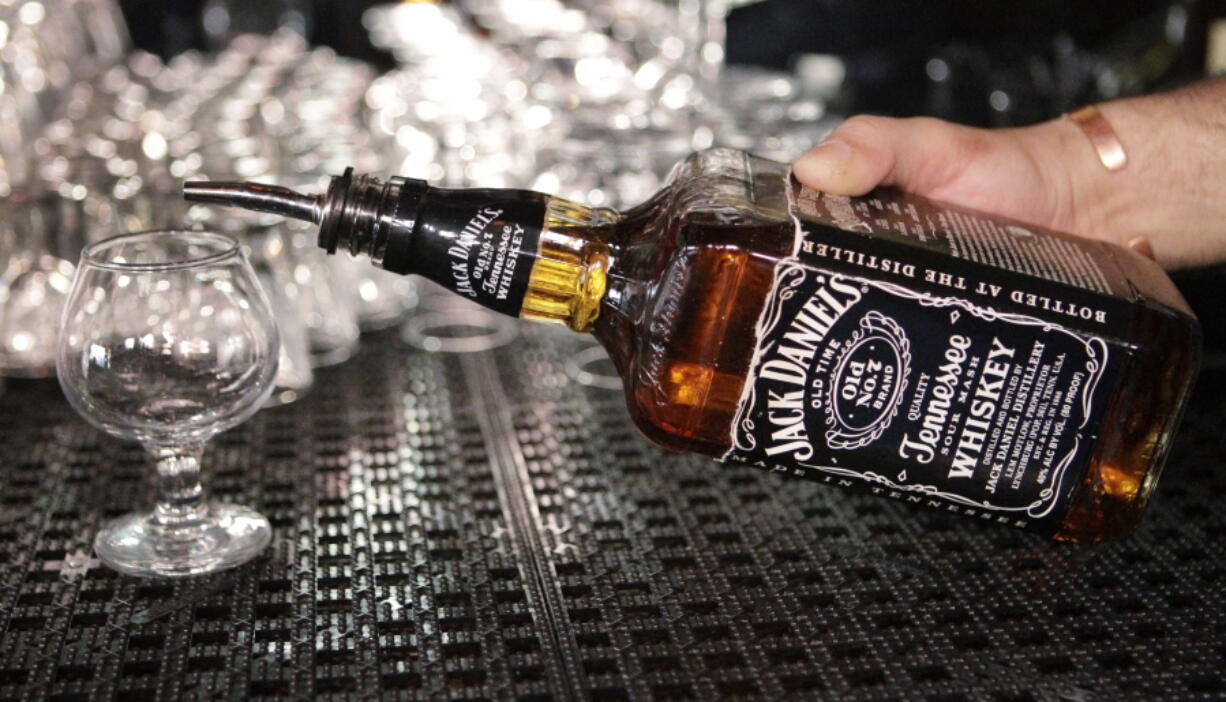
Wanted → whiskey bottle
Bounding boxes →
[184,147,1200,542]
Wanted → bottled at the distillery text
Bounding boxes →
[185,147,1201,542]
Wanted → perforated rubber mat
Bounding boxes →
[1,323,1223,701]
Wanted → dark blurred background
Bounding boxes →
[113,0,1226,356]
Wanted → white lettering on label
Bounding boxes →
[897,335,1015,482]
[898,334,970,465]
[448,207,503,298]
[1008,290,1107,324]
[761,275,863,460]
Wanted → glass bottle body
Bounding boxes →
[553,149,1199,543]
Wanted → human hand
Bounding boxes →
[792,93,1226,270]
[793,116,1089,240]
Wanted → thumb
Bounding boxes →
[794,115,985,196]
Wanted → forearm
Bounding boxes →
[795,78,1226,269]
[1042,78,1226,269]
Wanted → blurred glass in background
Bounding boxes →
[2,0,1223,390]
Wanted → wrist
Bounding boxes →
[1059,90,1226,269]
[1021,100,1167,262]
[1015,114,1114,244]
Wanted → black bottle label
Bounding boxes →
[399,189,546,317]
[722,184,1124,535]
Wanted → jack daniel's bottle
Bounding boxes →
[185,148,1200,542]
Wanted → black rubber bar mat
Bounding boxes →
[0,325,1223,701]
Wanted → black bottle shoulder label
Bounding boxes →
[722,184,1124,535]
[405,188,546,317]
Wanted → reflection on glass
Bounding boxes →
[57,230,279,577]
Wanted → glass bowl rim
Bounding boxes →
[80,229,241,272]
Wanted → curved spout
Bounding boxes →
[182,180,322,224]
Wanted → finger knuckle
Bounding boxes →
[912,117,992,158]
[834,114,893,142]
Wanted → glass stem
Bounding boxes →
[697,0,727,104]
[148,443,209,532]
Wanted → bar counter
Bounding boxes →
[1,323,1223,701]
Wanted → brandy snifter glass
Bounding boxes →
[57,230,280,577]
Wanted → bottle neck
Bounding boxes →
[519,198,617,331]
[181,169,622,332]
[324,171,620,332]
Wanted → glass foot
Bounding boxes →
[401,308,518,354]
[565,344,622,391]
[94,502,271,578]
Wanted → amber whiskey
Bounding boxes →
[184,148,1200,542]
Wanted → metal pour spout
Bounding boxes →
[184,168,422,264]
[182,181,322,224]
